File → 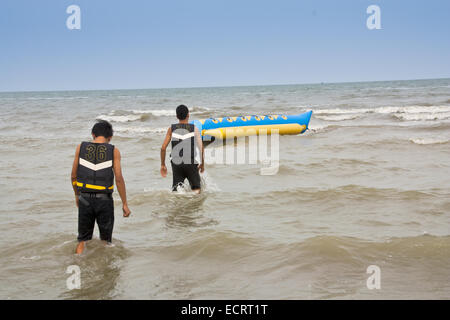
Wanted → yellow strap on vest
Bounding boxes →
[75,181,114,191]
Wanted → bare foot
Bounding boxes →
[75,241,85,254]
[101,240,114,247]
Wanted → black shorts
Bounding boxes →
[77,194,114,243]
[171,162,201,191]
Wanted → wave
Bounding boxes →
[245,184,448,203]
[286,234,450,264]
[409,138,449,145]
[130,109,176,116]
[314,114,360,121]
[308,105,450,123]
[97,106,211,123]
[152,230,262,260]
[96,105,450,124]
[424,122,450,131]
[96,114,145,123]
[114,126,167,134]
[131,106,210,116]
[152,231,450,268]
[394,112,450,121]
[313,105,450,115]
[307,123,332,132]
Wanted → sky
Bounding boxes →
[1,0,449,92]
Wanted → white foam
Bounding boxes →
[315,114,360,121]
[409,138,449,145]
[165,171,221,194]
[374,106,450,114]
[97,114,143,123]
[131,109,176,116]
[172,182,193,194]
[200,171,221,193]
[97,106,212,124]
[307,123,329,132]
[313,105,450,115]
[394,113,450,121]
[130,106,210,116]
[312,108,372,115]
[114,126,167,134]
[191,106,212,113]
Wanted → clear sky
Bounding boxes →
[1,0,449,92]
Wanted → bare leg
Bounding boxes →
[76,241,86,254]
[192,188,201,194]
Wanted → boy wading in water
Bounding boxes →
[71,120,131,254]
[160,105,205,193]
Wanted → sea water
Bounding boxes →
[0,78,449,299]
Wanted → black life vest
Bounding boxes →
[170,123,198,165]
[75,142,115,193]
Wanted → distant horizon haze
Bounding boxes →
[1,77,449,94]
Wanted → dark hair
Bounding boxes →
[92,120,113,138]
[176,105,189,120]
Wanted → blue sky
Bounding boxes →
[1,0,449,91]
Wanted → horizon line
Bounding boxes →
[1,77,449,94]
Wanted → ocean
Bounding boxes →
[0,78,449,299]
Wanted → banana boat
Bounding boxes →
[191,110,313,140]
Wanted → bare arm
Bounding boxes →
[194,126,205,172]
[71,144,81,207]
[160,126,172,177]
[113,147,131,217]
